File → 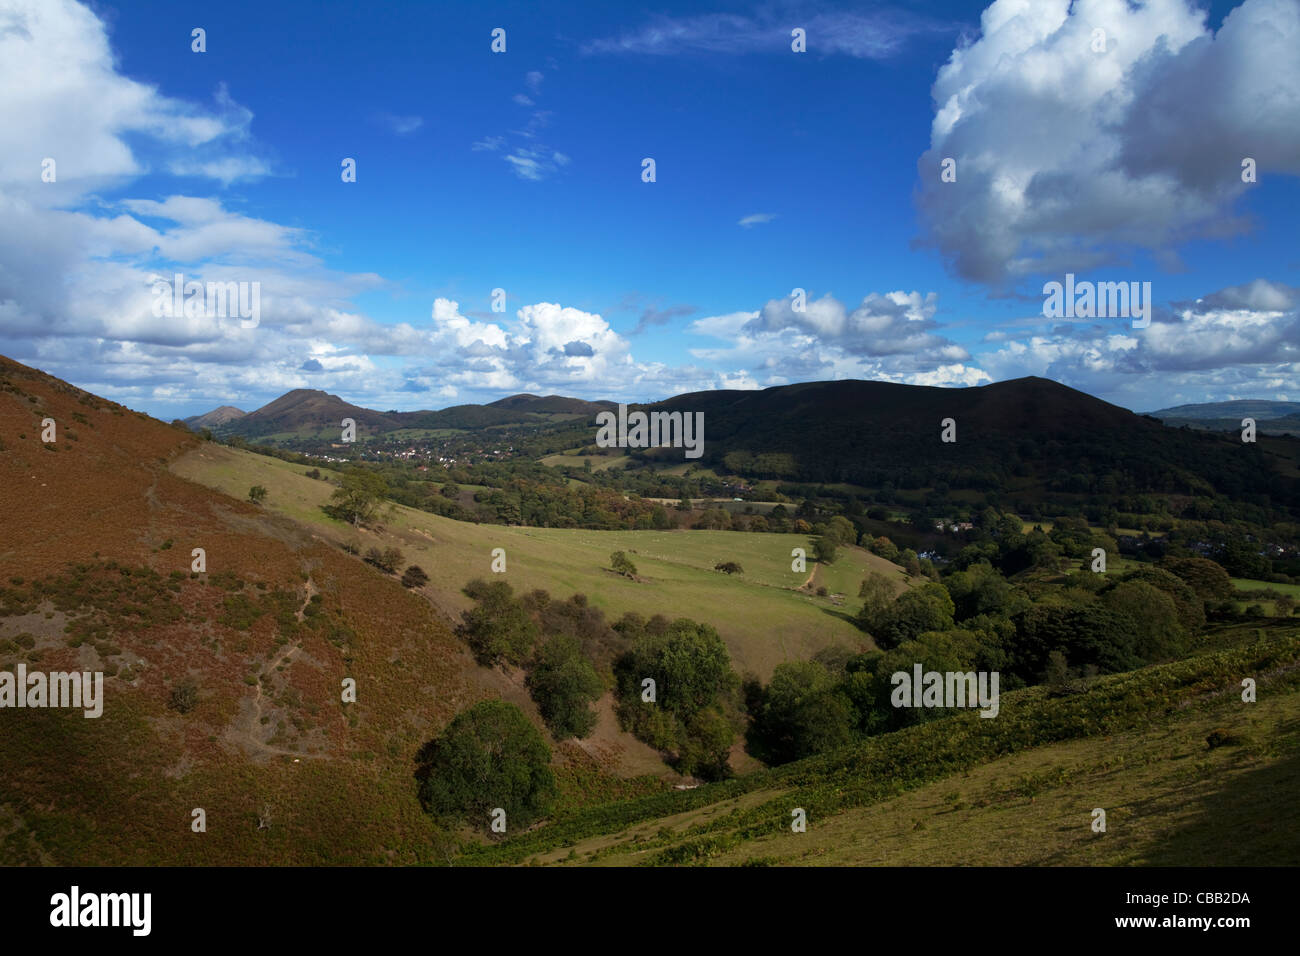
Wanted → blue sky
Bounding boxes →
[1,0,1297,418]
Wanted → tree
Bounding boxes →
[364,546,405,574]
[610,551,638,578]
[1102,581,1186,662]
[871,583,955,649]
[943,561,1017,621]
[747,660,854,764]
[825,516,857,547]
[898,548,923,577]
[1161,557,1234,604]
[616,619,736,725]
[457,579,539,666]
[676,707,736,781]
[527,636,604,740]
[247,485,267,504]
[855,572,896,632]
[416,700,557,830]
[870,536,900,562]
[440,481,461,499]
[401,565,429,589]
[813,534,839,564]
[1121,565,1204,633]
[328,468,389,526]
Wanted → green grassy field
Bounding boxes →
[1228,578,1300,618]
[1232,578,1300,598]
[543,672,1300,866]
[539,453,631,471]
[172,445,909,679]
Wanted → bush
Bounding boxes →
[364,547,405,574]
[416,700,558,830]
[1206,728,1243,749]
[401,565,429,589]
[714,562,744,575]
[168,679,199,714]
[610,551,638,578]
[247,485,268,504]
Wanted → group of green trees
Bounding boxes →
[612,615,740,780]
[452,577,744,781]
[745,552,1241,764]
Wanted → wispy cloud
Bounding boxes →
[504,148,570,182]
[738,213,776,228]
[377,113,423,135]
[582,9,953,59]
[477,73,569,181]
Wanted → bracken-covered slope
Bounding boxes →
[0,355,487,864]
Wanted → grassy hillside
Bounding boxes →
[170,444,907,680]
[453,622,1300,866]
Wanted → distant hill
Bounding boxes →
[1151,399,1300,420]
[229,388,400,438]
[183,404,246,429]
[208,389,612,438]
[488,393,616,415]
[391,403,538,430]
[644,376,1300,510]
[1148,399,1300,436]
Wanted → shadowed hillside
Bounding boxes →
[642,377,1300,511]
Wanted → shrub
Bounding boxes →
[610,551,638,578]
[168,679,199,714]
[714,562,744,575]
[364,547,405,574]
[247,485,268,504]
[401,565,430,589]
[1206,728,1242,749]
